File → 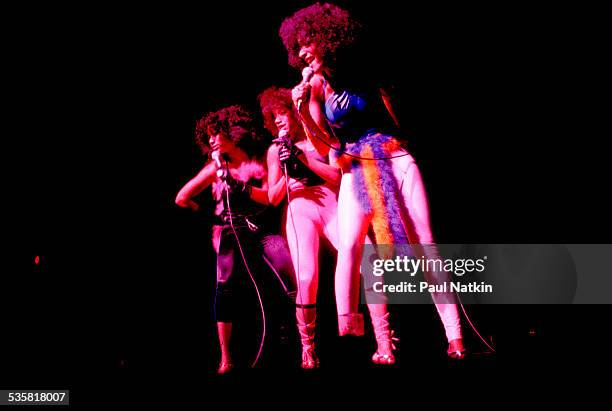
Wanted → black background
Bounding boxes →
[7,0,610,404]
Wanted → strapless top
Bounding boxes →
[323,84,396,144]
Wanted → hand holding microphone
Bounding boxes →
[293,67,314,112]
[273,130,303,166]
[211,150,227,180]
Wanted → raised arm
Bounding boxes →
[175,161,217,211]
[292,75,339,157]
[266,144,288,206]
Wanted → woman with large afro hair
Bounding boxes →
[176,105,296,373]
[280,2,466,364]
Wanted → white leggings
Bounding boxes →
[335,150,462,342]
[284,184,339,306]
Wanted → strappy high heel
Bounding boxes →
[296,304,319,369]
[370,312,399,365]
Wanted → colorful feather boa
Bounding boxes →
[337,133,412,256]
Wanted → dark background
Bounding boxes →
[7,0,610,403]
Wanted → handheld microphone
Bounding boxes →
[277,130,290,177]
[296,67,314,112]
[211,150,227,180]
[277,129,290,145]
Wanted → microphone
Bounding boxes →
[276,129,290,177]
[277,129,290,145]
[211,150,227,180]
[296,67,314,112]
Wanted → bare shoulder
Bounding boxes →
[309,74,326,99]
[310,73,324,87]
[296,139,315,153]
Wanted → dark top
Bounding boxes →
[283,149,325,187]
[213,176,264,224]
[212,162,280,232]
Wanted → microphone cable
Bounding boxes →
[303,88,497,353]
[456,292,496,354]
[221,159,267,368]
[282,162,304,310]
[411,245,496,355]
[270,137,303,306]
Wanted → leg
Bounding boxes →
[285,199,320,306]
[368,303,397,364]
[261,233,297,302]
[335,172,371,335]
[216,322,233,373]
[319,184,340,250]
[392,154,464,346]
[362,232,397,364]
[295,304,318,369]
[214,227,237,372]
[320,181,395,360]
[285,198,321,368]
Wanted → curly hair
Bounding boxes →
[257,86,299,136]
[279,2,361,69]
[194,105,266,158]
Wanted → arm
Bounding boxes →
[295,145,341,186]
[175,161,218,211]
[249,178,269,206]
[266,144,288,206]
[293,75,339,157]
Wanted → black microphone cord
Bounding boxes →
[297,104,411,162]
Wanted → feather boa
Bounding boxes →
[337,134,411,256]
[212,159,266,203]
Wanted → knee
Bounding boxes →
[337,241,363,261]
[296,268,316,286]
[295,273,317,302]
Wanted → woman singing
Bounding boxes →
[260,86,342,369]
[279,2,466,361]
[175,105,296,373]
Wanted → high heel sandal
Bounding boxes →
[371,312,399,365]
[297,304,319,369]
[447,338,467,359]
[300,339,319,370]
